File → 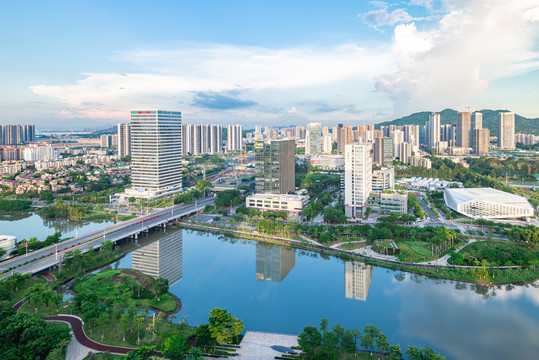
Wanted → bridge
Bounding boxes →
[0,197,215,279]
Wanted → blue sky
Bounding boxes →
[1,0,538,128]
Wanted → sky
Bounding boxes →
[1,0,539,128]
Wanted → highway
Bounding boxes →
[0,197,214,278]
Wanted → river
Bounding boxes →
[1,215,538,359]
[110,227,539,360]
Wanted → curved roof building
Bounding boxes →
[444,188,534,219]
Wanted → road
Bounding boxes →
[0,197,214,278]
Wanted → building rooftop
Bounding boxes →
[444,188,532,208]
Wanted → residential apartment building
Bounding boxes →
[117,123,131,158]
[344,142,373,218]
[498,112,515,150]
[227,124,243,151]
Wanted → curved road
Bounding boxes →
[44,315,136,355]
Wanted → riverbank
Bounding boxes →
[178,222,539,285]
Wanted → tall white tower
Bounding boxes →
[344,142,373,218]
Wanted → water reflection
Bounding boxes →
[344,261,373,301]
[255,243,296,282]
[132,230,183,286]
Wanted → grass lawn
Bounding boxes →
[10,276,47,305]
[338,242,366,251]
[397,242,437,263]
[83,353,126,359]
[73,269,178,312]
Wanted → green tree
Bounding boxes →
[126,345,158,360]
[186,347,204,360]
[162,335,190,360]
[151,277,169,302]
[297,326,322,357]
[194,324,215,350]
[388,344,404,360]
[207,308,244,344]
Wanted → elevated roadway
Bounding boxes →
[0,197,214,279]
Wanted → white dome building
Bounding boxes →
[444,188,534,220]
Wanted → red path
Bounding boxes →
[41,272,56,281]
[44,315,136,355]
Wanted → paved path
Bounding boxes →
[41,272,56,282]
[420,239,479,266]
[44,315,136,355]
[353,246,397,261]
[330,240,365,249]
[13,297,29,312]
[298,235,322,246]
[237,331,299,359]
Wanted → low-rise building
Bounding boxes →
[372,167,394,192]
[246,193,310,214]
[0,235,16,259]
[310,155,344,170]
[408,156,432,168]
[367,191,408,214]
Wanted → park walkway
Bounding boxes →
[236,331,300,359]
[41,272,56,281]
[44,315,136,355]
[420,239,479,266]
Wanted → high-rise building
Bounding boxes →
[132,231,183,286]
[337,125,353,153]
[426,113,441,149]
[117,123,131,158]
[22,142,59,162]
[322,134,333,154]
[372,167,395,192]
[403,125,419,149]
[344,142,373,218]
[100,134,116,148]
[457,112,472,148]
[474,128,490,156]
[373,137,393,165]
[344,261,373,301]
[255,244,296,282]
[0,124,35,145]
[182,124,222,156]
[305,122,322,156]
[398,142,412,163]
[440,124,455,143]
[391,129,404,157]
[125,110,182,199]
[255,139,296,194]
[227,124,243,151]
[498,112,515,149]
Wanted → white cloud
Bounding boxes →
[360,7,417,30]
[375,0,539,116]
[30,44,396,125]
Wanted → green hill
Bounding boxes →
[375,109,539,136]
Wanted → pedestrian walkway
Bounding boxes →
[63,331,94,360]
[420,239,478,266]
[299,235,322,246]
[330,240,365,249]
[353,246,397,261]
[237,331,299,359]
[41,272,56,282]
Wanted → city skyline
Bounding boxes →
[1,1,538,128]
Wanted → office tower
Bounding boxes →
[373,137,393,165]
[474,128,490,156]
[255,125,262,134]
[337,124,353,152]
[456,111,471,148]
[498,112,515,149]
[344,142,373,218]
[322,126,329,136]
[344,261,373,301]
[227,124,243,151]
[398,142,412,163]
[117,123,131,158]
[426,113,441,149]
[305,122,322,156]
[256,244,296,282]
[125,110,182,199]
[132,231,183,286]
[255,139,296,194]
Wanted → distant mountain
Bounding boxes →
[91,126,117,135]
[375,109,539,136]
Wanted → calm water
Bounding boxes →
[111,228,539,360]
[0,212,113,242]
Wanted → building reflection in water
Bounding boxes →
[256,243,296,282]
[344,260,373,301]
[132,230,183,286]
